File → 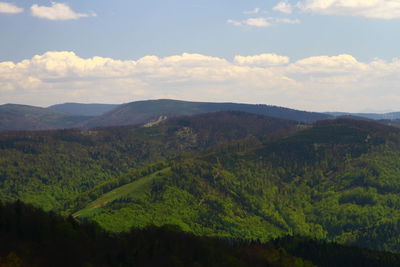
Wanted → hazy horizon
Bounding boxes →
[1,98,398,114]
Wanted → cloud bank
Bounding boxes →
[1,51,400,112]
[298,0,400,19]
[31,2,96,20]
[0,2,23,14]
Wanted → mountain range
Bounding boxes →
[2,99,400,133]
[1,99,331,132]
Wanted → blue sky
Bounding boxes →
[1,0,400,112]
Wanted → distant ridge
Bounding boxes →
[326,111,400,120]
[49,103,118,116]
[81,99,332,128]
[14,99,400,132]
[0,104,91,132]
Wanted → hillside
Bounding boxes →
[0,104,91,132]
[75,118,400,253]
[81,99,332,128]
[0,111,297,211]
[3,111,400,255]
[49,103,118,116]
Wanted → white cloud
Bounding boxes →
[0,2,23,14]
[228,16,300,27]
[298,0,400,19]
[273,1,293,14]
[227,17,272,27]
[1,51,400,112]
[31,2,96,20]
[245,17,271,27]
[244,8,261,14]
[289,54,364,72]
[227,19,243,27]
[275,18,301,24]
[234,54,290,66]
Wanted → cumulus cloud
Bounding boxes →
[297,0,400,19]
[273,1,293,14]
[0,2,23,14]
[31,2,96,20]
[1,51,400,112]
[234,54,290,66]
[288,54,365,73]
[227,17,272,27]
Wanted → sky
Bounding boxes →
[1,0,400,112]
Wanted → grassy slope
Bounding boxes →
[74,168,169,218]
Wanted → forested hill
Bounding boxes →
[81,99,331,128]
[75,118,400,253]
[0,104,91,132]
[0,111,297,211]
